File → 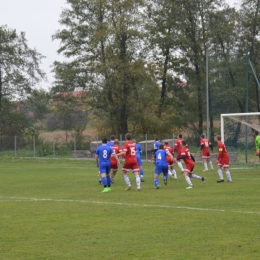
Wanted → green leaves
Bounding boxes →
[0,25,46,136]
[51,0,260,137]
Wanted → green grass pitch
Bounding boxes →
[0,159,259,259]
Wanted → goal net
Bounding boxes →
[221,112,260,162]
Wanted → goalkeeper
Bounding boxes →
[254,131,260,163]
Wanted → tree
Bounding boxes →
[239,0,260,112]
[0,25,46,107]
[26,88,52,123]
[175,0,226,135]
[145,0,182,117]
[51,92,88,143]
[0,98,31,137]
[52,0,160,134]
[0,25,46,138]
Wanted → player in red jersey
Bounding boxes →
[163,141,178,179]
[173,134,184,172]
[174,140,205,189]
[110,139,122,183]
[117,133,141,191]
[200,134,214,171]
[216,135,232,183]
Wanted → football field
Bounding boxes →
[0,159,259,259]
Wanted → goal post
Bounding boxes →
[220,112,260,163]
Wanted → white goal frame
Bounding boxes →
[221,112,260,142]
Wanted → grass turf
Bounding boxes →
[0,159,259,259]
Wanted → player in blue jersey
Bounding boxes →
[153,137,162,154]
[107,135,116,147]
[95,138,119,193]
[98,135,116,184]
[153,144,173,189]
[133,139,145,182]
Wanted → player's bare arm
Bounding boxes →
[167,151,174,161]
[117,151,126,157]
[112,153,120,165]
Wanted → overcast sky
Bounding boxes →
[0,0,239,91]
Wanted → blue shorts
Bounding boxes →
[154,163,168,175]
[136,156,143,166]
[99,161,111,174]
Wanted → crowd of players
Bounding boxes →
[95,133,233,193]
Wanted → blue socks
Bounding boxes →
[154,178,159,187]
[106,175,111,187]
[101,177,108,187]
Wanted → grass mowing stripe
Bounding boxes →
[1,195,260,216]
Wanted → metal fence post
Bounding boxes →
[33,135,35,157]
[145,134,148,161]
[14,135,17,157]
[206,50,210,142]
[120,134,122,145]
[53,136,55,159]
[74,134,76,159]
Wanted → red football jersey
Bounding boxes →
[174,138,182,154]
[123,141,137,163]
[217,141,229,161]
[163,145,173,157]
[110,145,122,164]
[200,138,211,153]
[180,146,194,166]
[164,145,174,165]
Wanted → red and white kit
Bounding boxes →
[122,141,139,172]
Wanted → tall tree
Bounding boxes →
[145,0,180,117]
[0,25,46,108]
[176,0,224,135]
[0,25,46,137]
[52,0,157,134]
[239,0,260,112]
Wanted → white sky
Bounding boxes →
[0,0,239,91]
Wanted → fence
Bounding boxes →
[0,134,175,161]
[0,133,256,163]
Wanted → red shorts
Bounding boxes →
[176,152,182,161]
[202,152,210,159]
[218,157,229,168]
[110,160,119,171]
[184,163,194,173]
[122,161,139,172]
[166,157,174,166]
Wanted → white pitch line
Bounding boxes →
[230,168,252,170]
[236,178,260,180]
[0,196,260,216]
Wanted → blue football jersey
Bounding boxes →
[155,149,167,164]
[95,145,114,163]
[107,141,114,147]
[135,143,142,158]
[154,140,162,149]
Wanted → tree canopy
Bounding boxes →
[0,25,46,136]
[2,0,260,142]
